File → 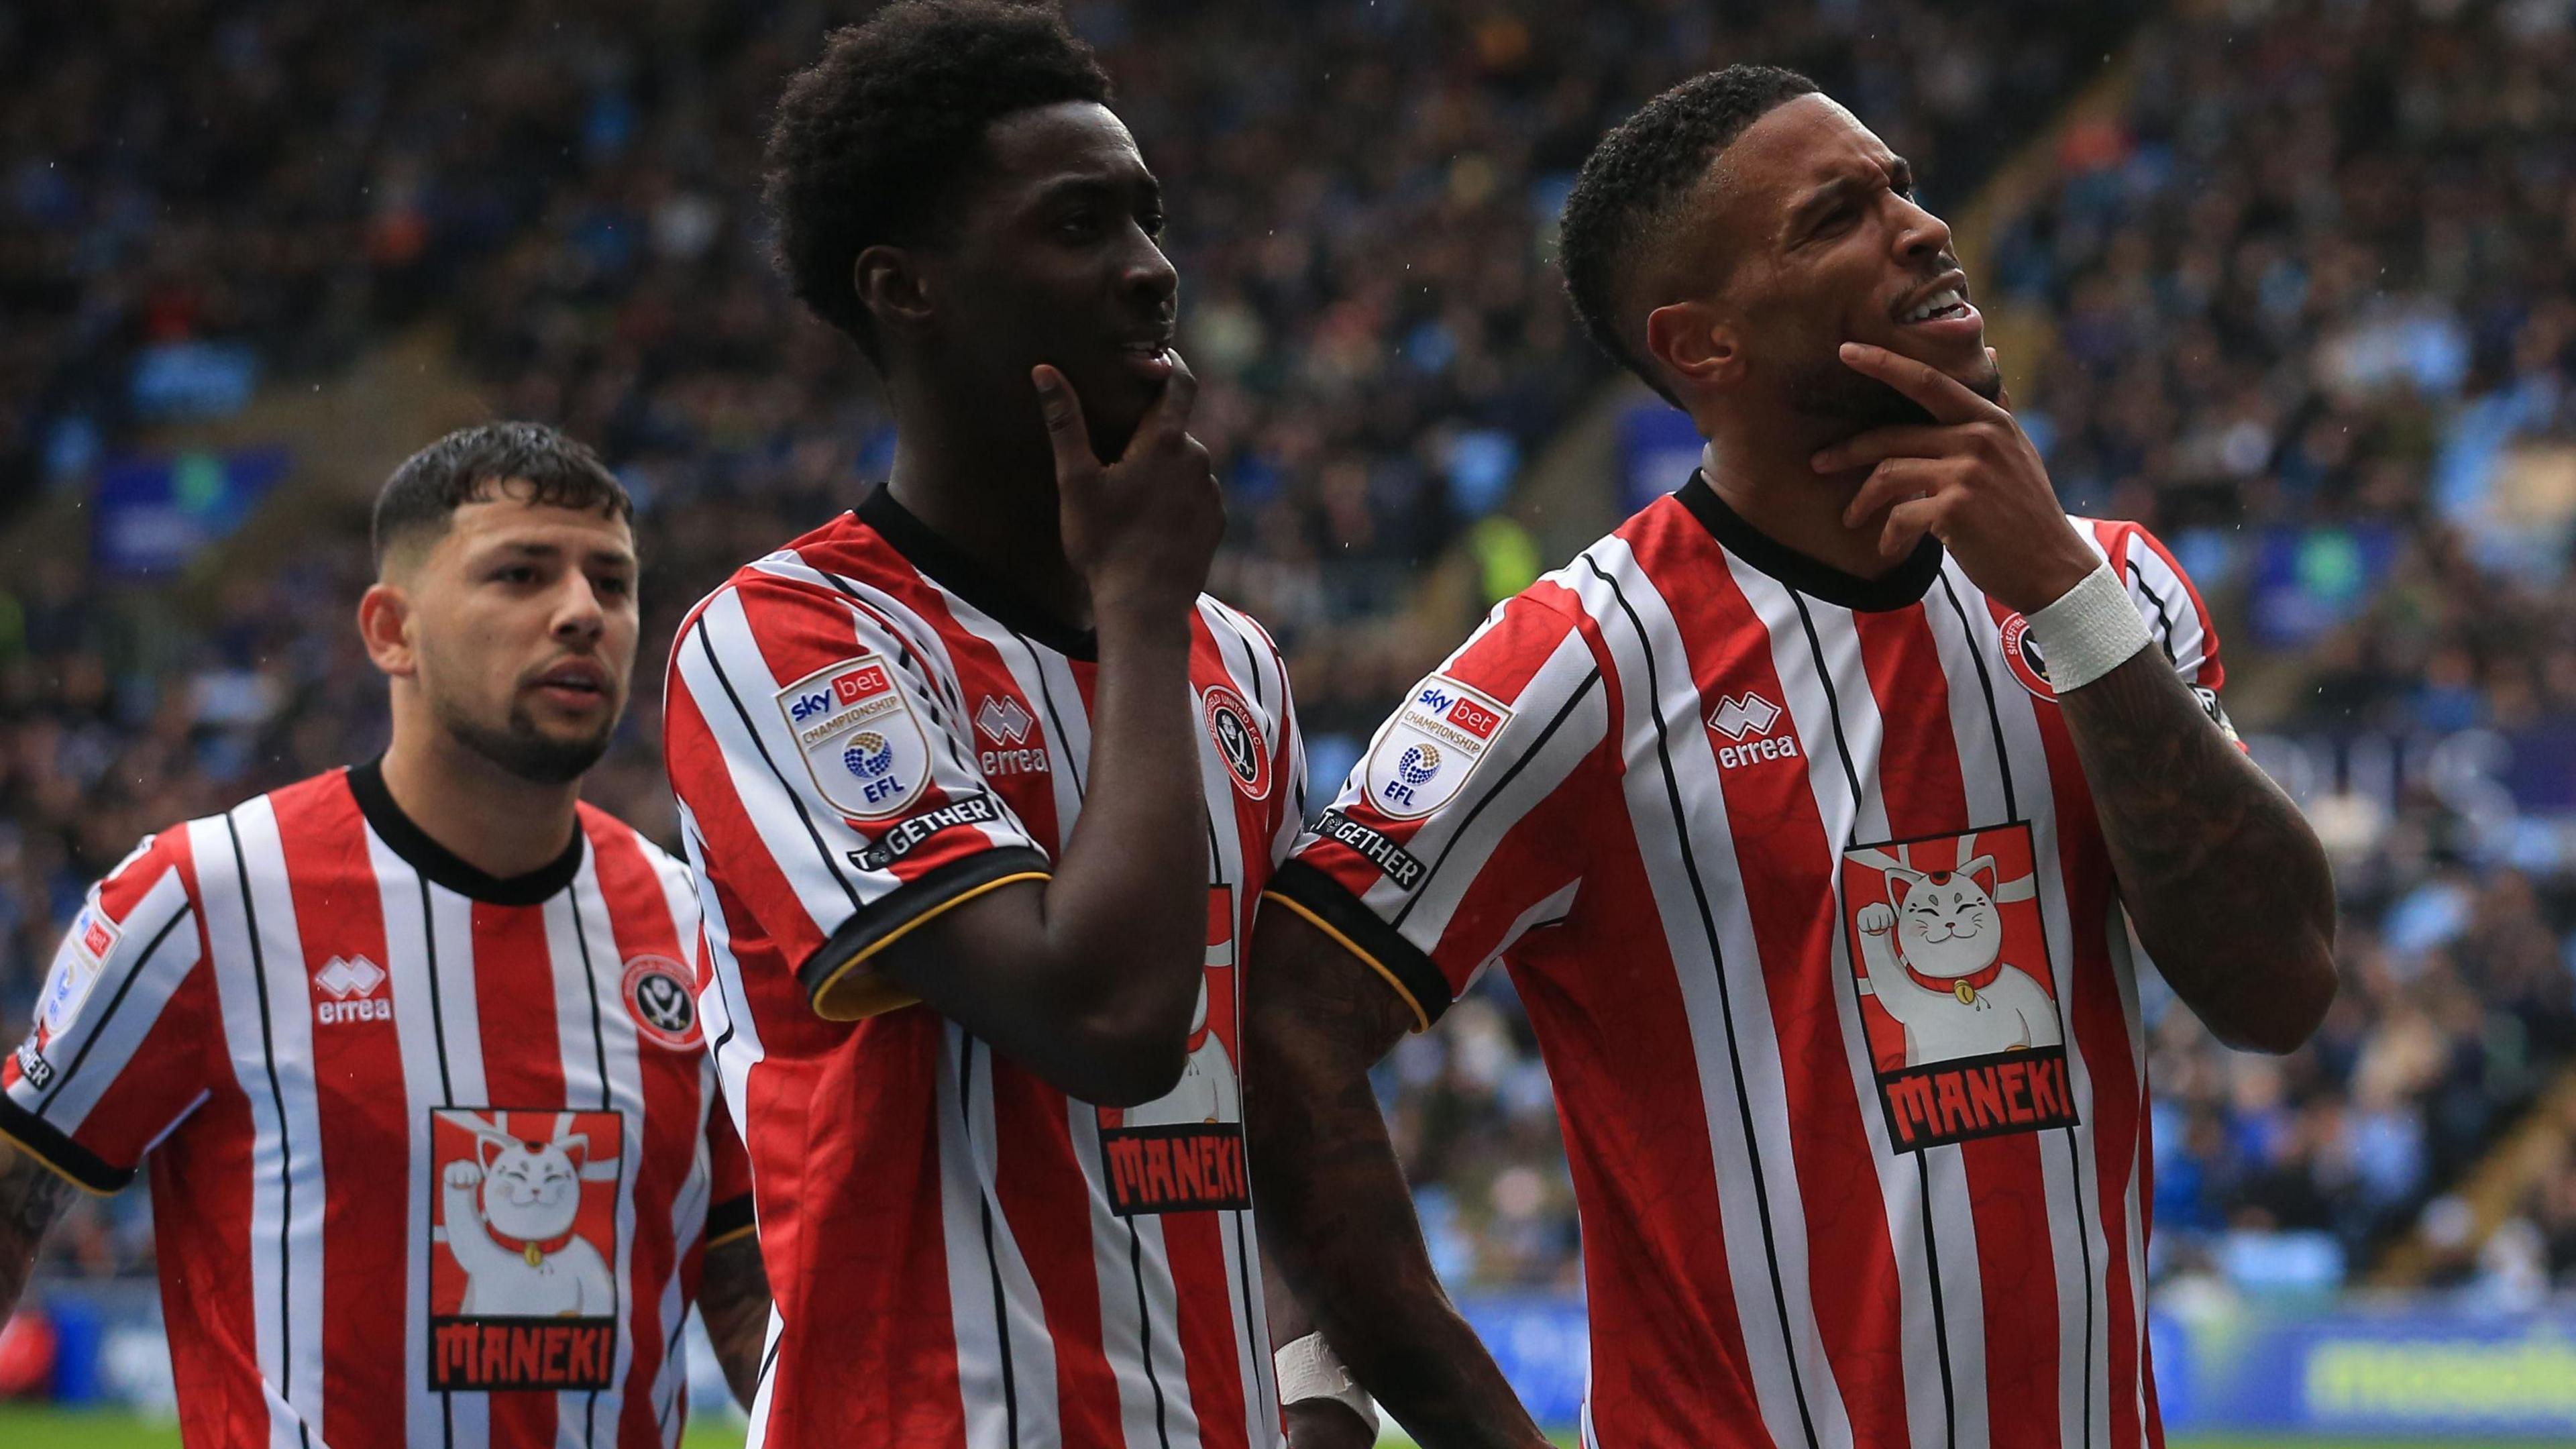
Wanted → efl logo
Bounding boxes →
[1366,674,1514,820]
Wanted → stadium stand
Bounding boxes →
[4,0,2575,1401]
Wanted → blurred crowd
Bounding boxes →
[8,0,2576,1310]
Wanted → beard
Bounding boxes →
[1784,348,2004,434]
[435,691,616,785]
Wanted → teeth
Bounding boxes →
[1905,288,1964,323]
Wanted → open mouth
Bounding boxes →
[531,661,611,704]
[1893,271,1975,326]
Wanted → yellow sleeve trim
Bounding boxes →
[808,871,1053,1022]
[704,1222,759,1248]
[0,1122,120,1198]
[1259,890,1432,1035]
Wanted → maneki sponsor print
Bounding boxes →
[1839,823,2078,1152]
[429,1108,624,1391]
[1095,887,1250,1214]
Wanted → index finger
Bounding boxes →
[1031,364,1098,478]
[1838,342,2004,427]
[1134,349,1199,448]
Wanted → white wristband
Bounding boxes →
[2022,560,2152,694]
[1274,1332,1380,1435]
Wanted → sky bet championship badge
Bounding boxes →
[775,654,931,820]
[1363,674,1513,820]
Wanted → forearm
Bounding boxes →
[0,1142,76,1321]
[1040,606,1205,1000]
[1246,922,1548,1449]
[2055,649,2337,1052]
[696,1233,773,1409]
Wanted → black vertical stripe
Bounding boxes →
[1785,592,1960,1449]
[1128,1222,1175,1449]
[960,1035,1021,1446]
[695,627,865,908]
[1578,555,1820,1449]
[1935,573,2019,821]
[221,814,315,1449]
[1024,647,1089,798]
[417,873,458,1449]
[567,886,614,1445]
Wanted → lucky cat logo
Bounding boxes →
[1840,824,2077,1152]
[428,1108,623,1391]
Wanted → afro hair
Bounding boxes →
[763,1,1114,363]
[1558,65,1819,401]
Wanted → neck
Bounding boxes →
[1695,421,1905,583]
[378,712,581,880]
[883,374,1090,627]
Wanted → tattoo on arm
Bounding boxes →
[0,1142,78,1320]
[1245,910,1550,1449]
[2055,648,2337,1053]
[696,1230,773,1411]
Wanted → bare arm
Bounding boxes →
[1826,341,2337,1055]
[0,1140,78,1322]
[1260,1251,1376,1449]
[869,360,1225,1107]
[2053,650,2337,1052]
[1245,908,1550,1449]
[696,1230,773,1409]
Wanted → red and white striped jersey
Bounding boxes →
[1270,473,2228,1449]
[0,763,753,1449]
[663,486,1303,1449]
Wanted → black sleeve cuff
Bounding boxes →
[796,847,1055,1020]
[0,1094,133,1195]
[706,1193,757,1246]
[1263,859,1454,1030]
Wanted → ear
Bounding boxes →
[478,1136,505,1171]
[1960,855,1998,896]
[855,244,935,339]
[1887,867,1927,910]
[557,1134,588,1170]
[1644,299,1743,400]
[356,582,417,680]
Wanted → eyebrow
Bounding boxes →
[1786,156,1915,239]
[482,539,637,570]
[1030,171,1161,210]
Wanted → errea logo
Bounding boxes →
[1709,692,1801,770]
[314,955,391,1026]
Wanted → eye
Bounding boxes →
[494,565,538,585]
[594,574,633,598]
[1057,209,1102,240]
[1140,208,1167,239]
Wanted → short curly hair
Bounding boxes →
[373,422,630,569]
[763,1,1113,364]
[1558,66,1819,403]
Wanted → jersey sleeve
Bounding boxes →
[2096,520,2237,741]
[664,570,1053,1022]
[0,832,213,1193]
[702,1102,756,1247]
[1263,590,1617,1031]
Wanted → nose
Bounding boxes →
[1120,226,1178,315]
[552,575,606,647]
[1890,190,1953,268]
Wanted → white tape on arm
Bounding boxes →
[1274,1332,1381,1435]
[2023,560,2153,694]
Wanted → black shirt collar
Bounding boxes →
[855,483,1099,661]
[345,758,586,906]
[1675,470,1945,612]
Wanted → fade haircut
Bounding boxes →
[763,0,1114,365]
[372,422,631,570]
[1559,65,1821,403]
